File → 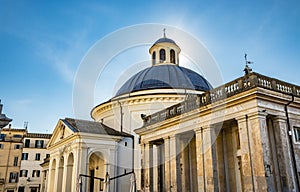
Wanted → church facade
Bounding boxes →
[45,34,300,192]
[136,71,300,191]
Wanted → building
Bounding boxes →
[135,73,300,191]
[45,33,300,191]
[0,127,26,192]
[46,118,133,192]
[18,133,51,192]
[91,34,212,190]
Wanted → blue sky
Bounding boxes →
[1,0,299,133]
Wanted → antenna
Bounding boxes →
[24,121,28,129]
[244,53,253,75]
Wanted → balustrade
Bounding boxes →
[143,73,300,126]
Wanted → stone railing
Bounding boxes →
[142,72,300,126]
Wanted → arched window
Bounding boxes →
[152,51,156,65]
[160,49,166,62]
[170,49,175,64]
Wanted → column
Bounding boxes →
[56,157,64,192]
[202,126,218,192]
[143,142,151,192]
[76,146,88,192]
[47,158,56,192]
[153,145,158,191]
[62,155,68,192]
[169,135,178,191]
[247,112,269,191]
[236,115,254,191]
[195,128,205,192]
[273,116,297,191]
[163,137,171,191]
[107,148,116,192]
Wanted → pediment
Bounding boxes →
[47,119,76,147]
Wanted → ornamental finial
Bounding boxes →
[244,53,253,75]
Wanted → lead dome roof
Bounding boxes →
[115,65,212,97]
[114,35,212,97]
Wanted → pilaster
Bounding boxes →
[236,115,254,192]
[273,115,297,191]
[246,112,269,191]
[47,158,55,192]
[163,136,171,191]
[195,128,205,192]
[143,142,151,192]
[61,154,68,192]
[169,135,178,192]
[203,126,218,192]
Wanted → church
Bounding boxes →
[46,33,300,192]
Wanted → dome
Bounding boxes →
[115,65,212,97]
[153,37,177,45]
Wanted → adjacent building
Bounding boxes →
[18,133,51,192]
[0,128,26,192]
[0,116,51,192]
[46,118,133,192]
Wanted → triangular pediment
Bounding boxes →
[47,119,76,148]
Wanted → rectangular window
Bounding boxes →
[32,170,40,177]
[25,139,30,147]
[46,154,50,158]
[21,153,28,160]
[0,134,6,141]
[235,129,241,149]
[14,144,21,149]
[9,172,18,183]
[13,134,22,138]
[32,170,36,177]
[13,156,18,166]
[20,170,28,177]
[35,140,44,148]
[36,170,40,177]
[0,143,3,149]
[18,186,25,192]
[35,153,41,161]
[294,127,300,142]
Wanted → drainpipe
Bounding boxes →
[284,95,300,191]
[132,136,135,173]
[132,136,136,190]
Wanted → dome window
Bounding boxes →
[160,49,166,62]
[152,51,156,65]
[170,49,175,64]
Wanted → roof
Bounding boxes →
[1,128,27,132]
[153,37,176,45]
[115,65,212,97]
[25,133,52,139]
[62,118,132,137]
